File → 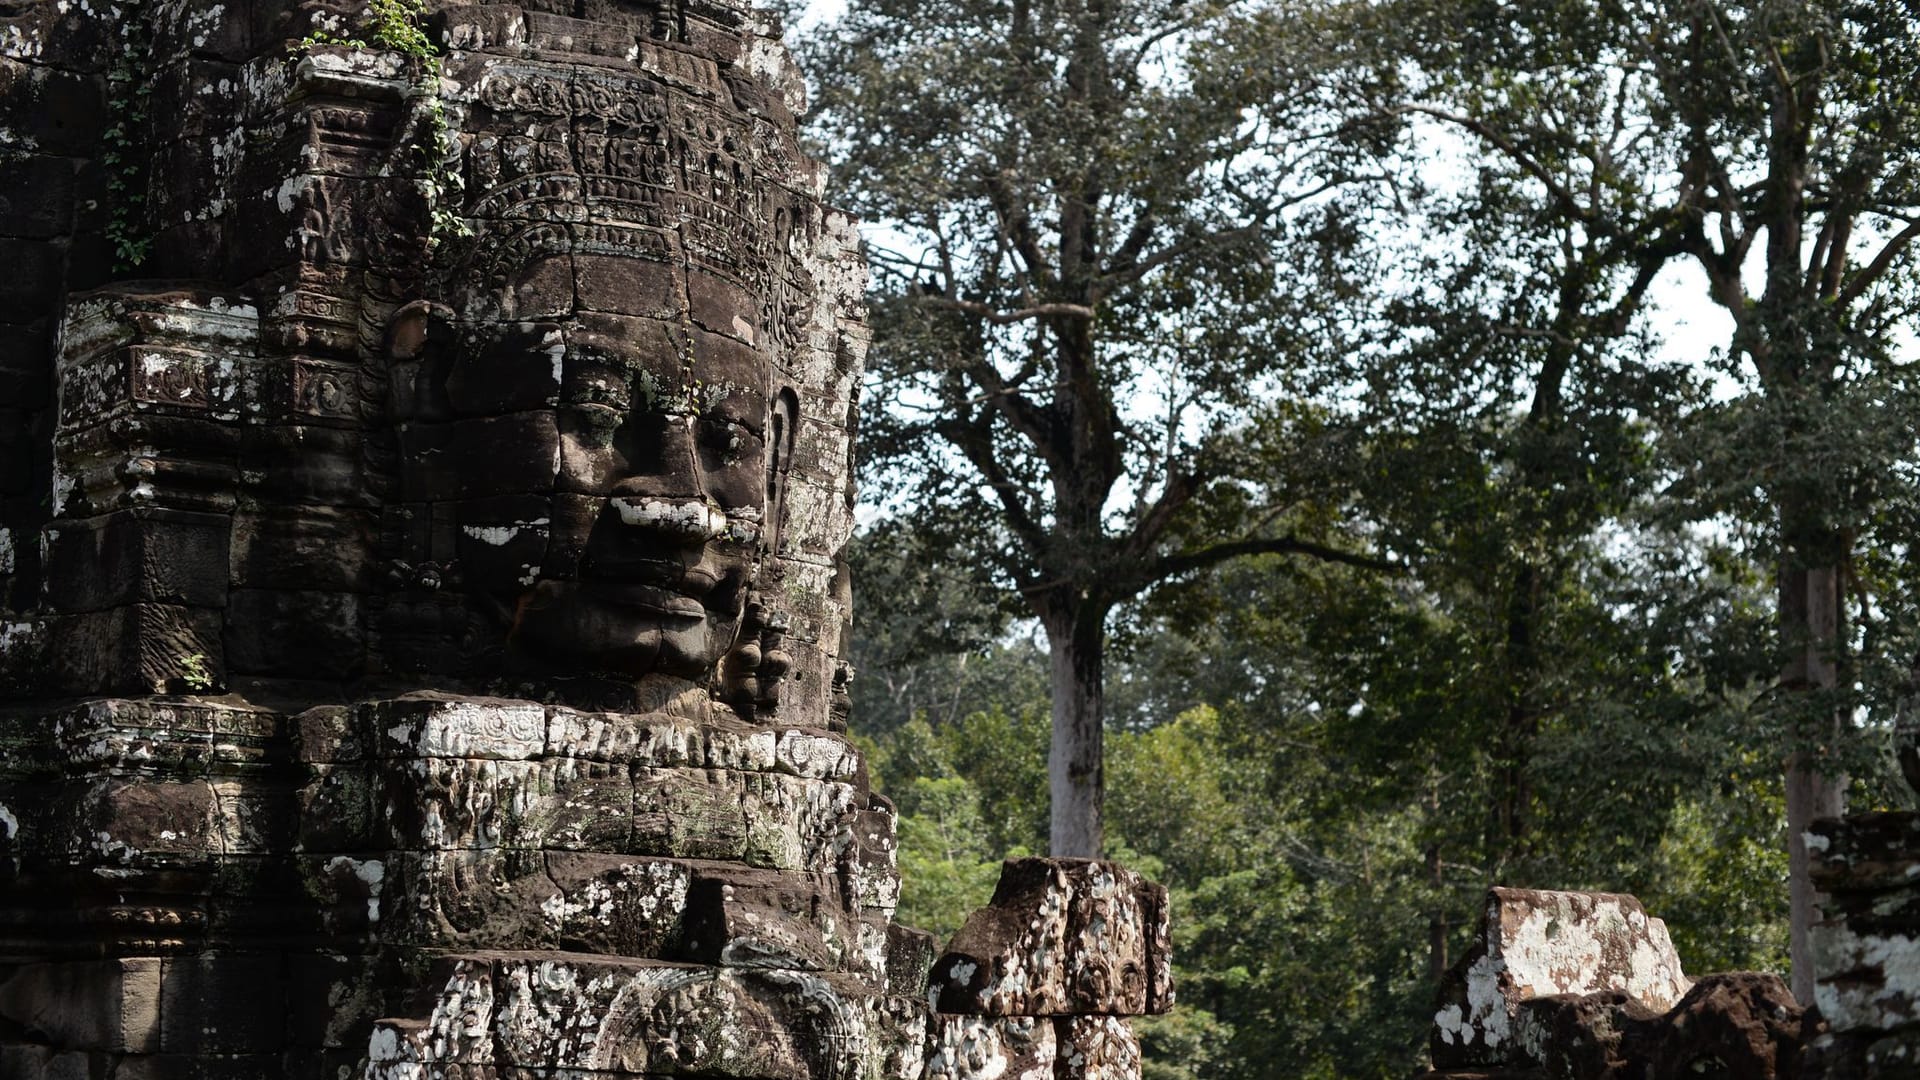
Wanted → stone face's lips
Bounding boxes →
[592,582,709,618]
[582,550,742,609]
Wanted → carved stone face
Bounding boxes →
[521,307,791,681]
[390,260,795,688]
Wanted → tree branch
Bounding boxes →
[1100,222,1261,291]
[1152,533,1397,582]
[923,296,1098,323]
[1119,467,1206,564]
[1838,219,1920,309]
[982,170,1057,288]
[1393,104,1593,224]
[935,413,1051,558]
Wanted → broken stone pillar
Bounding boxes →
[0,1,940,1077]
[1804,810,1920,1078]
[924,858,1173,1080]
[1416,888,1805,1080]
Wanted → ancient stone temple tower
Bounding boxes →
[0,0,933,1074]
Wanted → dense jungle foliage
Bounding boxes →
[848,529,1817,1078]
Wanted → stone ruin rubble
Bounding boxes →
[0,2,1171,1077]
[1416,887,1805,1080]
[1414,819,1920,1080]
[1801,811,1920,1077]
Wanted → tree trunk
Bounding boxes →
[1781,561,1847,1003]
[1043,601,1107,857]
[1426,776,1447,983]
[1427,843,1448,984]
[1498,561,1540,855]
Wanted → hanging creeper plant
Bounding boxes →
[294,0,470,249]
[103,2,155,273]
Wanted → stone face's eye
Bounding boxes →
[584,376,629,411]
[565,366,632,413]
[701,416,749,462]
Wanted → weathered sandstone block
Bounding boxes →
[1431,887,1692,1068]
[1808,811,1920,1045]
[0,958,162,1054]
[928,858,1171,1017]
[925,1014,1056,1080]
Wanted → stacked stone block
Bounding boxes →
[1804,810,1920,1077]
[924,858,1173,1080]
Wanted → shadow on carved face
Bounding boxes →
[384,277,797,692]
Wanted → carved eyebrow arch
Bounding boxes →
[703,390,767,425]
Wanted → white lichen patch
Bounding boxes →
[326,855,386,922]
[461,519,549,546]
[1496,893,1690,1008]
[610,496,728,539]
[1813,924,1920,1032]
[0,23,45,60]
[741,32,806,116]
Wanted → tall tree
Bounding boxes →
[807,0,1399,853]
[1400,0,1920,998]
[1331,0,1706,975]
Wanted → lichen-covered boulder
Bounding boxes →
[1431,888,1692,1068]
[1638,972,1803,1080]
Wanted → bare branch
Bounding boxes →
[923,296,1098,323]
[936,413,1051,557]
[1838,219,1920,309]
[1101,222,1262,292]
[1119,467,1205,564]
[1152,534,1398,582]
[982,170,1057,287]
[1392,104,1593,223]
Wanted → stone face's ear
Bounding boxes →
[385,301,456,422]
[764,386,801,555]
[388,299,436,360]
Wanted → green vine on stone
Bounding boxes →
[292,0,470,250]
[416,83,472,251]
[293,0,435,55]
[103,4,155,273]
